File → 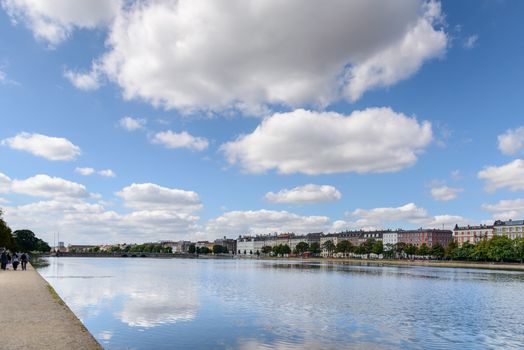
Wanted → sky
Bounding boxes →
[1,0,524,245]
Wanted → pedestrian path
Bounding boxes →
[0,264,101,350]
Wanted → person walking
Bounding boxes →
[20,252,28,270]
[6,252,11,270]
[0,250,7,270]
[12,253,20,271]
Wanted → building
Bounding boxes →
[453,225,493,246]
[67,244,96,252]
[493,219,524,239]
[397,229,452,248]
[214,237,237,254]
[236,236,266,255]
[383,232,398,249]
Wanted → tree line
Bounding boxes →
[0,209,51,252]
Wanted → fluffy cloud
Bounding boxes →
[1,0,121,45]
[10,174,89,198]
[265,184,341,204]
[222,108,432,175]
[463,34,478,49]
[478,159,524,192]
[0,173,11,193]
[55,0,447,112]
[151,130,209,151]
[119,116,146,131]
[98,169,116,177]
[345,1,446,101]
[430,185,463,201]
[206,209,331,236]
[75,167,95,176]
[498,126,524,155]
[2,132,81,161]
[482,198,524,220]
[117,183,202,212]
[63,65,101,90]
[349,202,465,229]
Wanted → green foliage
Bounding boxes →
[487,236,514,262]
[261,245,273,254]
[0,210,16,251]
[308,242,321,254]
[335,240,353,253]
[372,240,383,255]
[444,241,458,259]
[514,238,524,263]
[295,241,309,254]
[188,244,196,254]
[430,243,444,259]
[272,244,291,256]
[322,240,335,255]
[213,245,228,254]
[417,243,430,256]
[404,244,417,256]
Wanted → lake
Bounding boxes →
[37,257,524,349]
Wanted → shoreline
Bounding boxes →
[0,263,102,350]
[43,254,524,272]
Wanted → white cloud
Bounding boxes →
[75,167,95,176]
[119,116,146,131]
[98,169,116,178]
[2,132,81,161]
[478,159,524,192]
[61,0,447,112]
[151,130,209,151]
[63,65,101,90]
[10,174,89,198]
[0,172,11,193]
[348,202,466,229]
[482,198,524,220]
[206,209,331,236]
[463,34,478,49]
[345,1,446,101]
[430,185,463,201]
[265,184,341,205]
[1,0,121,46]
[222,108,432,175]
[116,183,202,212]
[498,126,524,156]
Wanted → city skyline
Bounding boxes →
[1,0,524,244]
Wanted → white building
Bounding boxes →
[236,237,265,255]
[382,232,398,249]
[493,220,524,239]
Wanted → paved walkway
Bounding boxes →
[0,263,101,350]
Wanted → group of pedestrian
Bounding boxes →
[0,250,29,271]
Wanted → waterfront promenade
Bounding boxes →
[0,264,101,350]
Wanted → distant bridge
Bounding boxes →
[49,252,196,258]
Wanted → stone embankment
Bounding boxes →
[0,263,101,350]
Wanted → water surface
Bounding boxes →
[38,258,524,349]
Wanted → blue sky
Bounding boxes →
[1,0,524,245]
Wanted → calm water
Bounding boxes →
[38,258,524,350]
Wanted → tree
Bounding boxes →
[308,242,321,255]
[488,236,514,262]
[444,241,458,260]
[261,245,272,254]
[417,243,430,256]
[12,230,39,251]
[322,240,335,257]
[472,240,489,261]
[295,241,309,254]
[395,242,407,256]
[452,242,475,260]
[360,239,376,255]
[281,244,291,255]
[336,240,353,254]
[372,240,383,255]
[213,245,225,254]
[430,243,444,259]
[404,244,417,257]
[188,244,196,254]
[514,237,524,263]
[0,210,16,251]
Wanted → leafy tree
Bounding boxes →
[336,240,353,254]
[12,230,39,251]
[372,240,384,255]
[272,244,291,256]
[444,241,458,260]
[394,242,407,255]
[0,210,16,251]
[404,244,417,257]
[488,236,514,262]
[308,242,321,254]
[514,237,524,263]
[417,243,430,256]
[472,239,489,261]
[188,244,196,254]
[430,243,444,259]
[261,245,272,254]
[213,245,225,254]
[322,240,335,256]
[280,244,291,255]
[360,238,376,255]
[295,242,309,254]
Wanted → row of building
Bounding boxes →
[61,219,524,255]
[453,219,524,245]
